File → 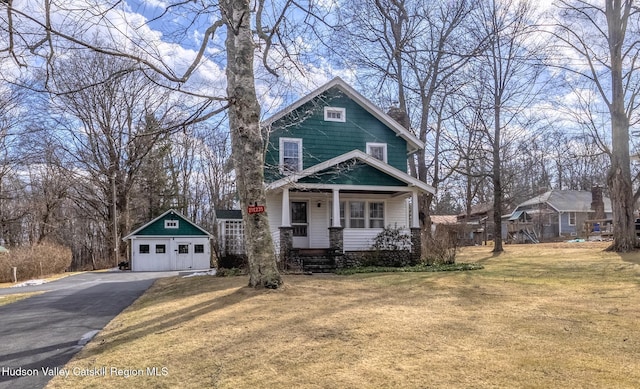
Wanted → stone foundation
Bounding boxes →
[410,227,422,264]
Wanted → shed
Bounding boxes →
[123,209,212,271]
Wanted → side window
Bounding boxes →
[279,138,303,173]
[139,244,150,254]
[194,244,204,254]
[366,143,387,163]
[155,244,166,254]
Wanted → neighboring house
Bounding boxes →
[221,77,434,270]
[123,209,212,271]
[456,203,493,246]
[505,189,613,242]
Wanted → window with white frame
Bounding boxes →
[568,212,576,226]
[366,142,387,163]
[332,200,387,228]
[369,202,385,228]
[164,220,179,229]
[324,107,346,122]
[279,138,303,173]
[349,201,365,228]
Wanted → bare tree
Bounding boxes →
[471,0,546,252]
[552,0,640,251]
[48,50,180,266]
[334,0,481,261]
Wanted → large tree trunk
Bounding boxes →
[606,0,636,252]
[221,0,282,288]
[492,100,503,253]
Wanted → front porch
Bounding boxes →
[267,186,423,272]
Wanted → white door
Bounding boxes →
[175,242,194,270]
[291,201,309,248]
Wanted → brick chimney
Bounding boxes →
[387,106,410,130]
[591,185,605,219]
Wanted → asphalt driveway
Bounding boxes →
[0,270,196,389]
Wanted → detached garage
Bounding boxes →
[123,209,212,271]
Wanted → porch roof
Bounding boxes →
[265,149,435,194]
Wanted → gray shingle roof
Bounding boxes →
[215,209,243,220]
[516,190,612,213]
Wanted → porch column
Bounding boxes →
[279,187,295,269]
[332,189,341,228]
[411,190,420,228]
[410,190,422,264]
[282,187,291,227]
[329,189,344,261]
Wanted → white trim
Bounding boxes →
[366,142,387,163]
[329,199,387,229]
[281,187,291,227]
[123,209,212,240]
[332,189,341,228]
[265,149,435,194]
[279,137,303,173]
[164,220,179,229]
[262,77,424,153]
[412,191,420,228]
[324,107,346,122]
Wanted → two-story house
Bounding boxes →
[260,77,435,270]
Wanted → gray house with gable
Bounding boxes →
[505,189,613,242]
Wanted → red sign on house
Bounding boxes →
[248,205,265,214]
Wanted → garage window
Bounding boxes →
[194,244,204,254]
[139,244,150,254]
[178,244,189,254]
[155,244,166,254]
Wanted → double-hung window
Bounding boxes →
[366,143,387,163]
[349,201,366,228]
[369,202,385,228]
[280,138,302,173]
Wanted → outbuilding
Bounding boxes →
[123,209,212,271]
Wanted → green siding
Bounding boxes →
[134,212,208,236]
[298,161,408,186]
[265,88,409,182]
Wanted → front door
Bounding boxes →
[291,201,309,248]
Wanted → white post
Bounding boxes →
[281,187,291,227]
[412,190,420,229]
[12,267,17,283]
[332,189,341,227]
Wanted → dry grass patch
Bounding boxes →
[0,291,45,306]
[47,242,640,388]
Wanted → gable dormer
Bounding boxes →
[263,78,423,183]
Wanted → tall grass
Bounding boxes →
[0,242,72,282]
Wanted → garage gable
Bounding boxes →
[124,209,211,239]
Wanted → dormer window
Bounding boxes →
[165,220,179,229]
[280,137,303,173]
[366,142,388,163]
[324,107,346,122]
